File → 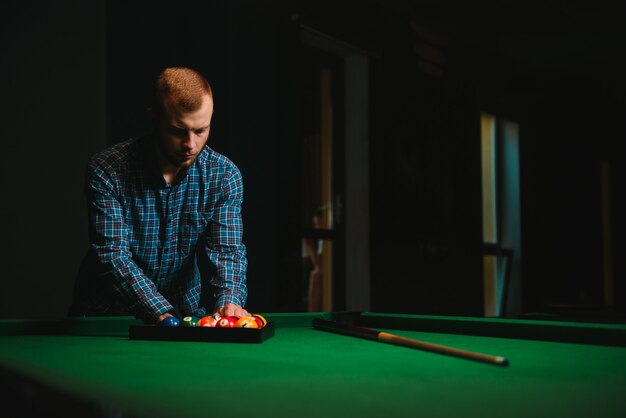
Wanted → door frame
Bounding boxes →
[301,25,372,311]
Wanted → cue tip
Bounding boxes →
[495,356,510,367]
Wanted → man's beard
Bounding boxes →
[172,154,197,169]
[155,136,199,169]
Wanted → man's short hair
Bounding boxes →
[153,67,213,114]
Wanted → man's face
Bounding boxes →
[155,94,213,170]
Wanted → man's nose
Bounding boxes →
[183,131,196,148]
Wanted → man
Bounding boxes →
[69,67,249,324]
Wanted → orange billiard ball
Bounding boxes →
[197,316,218,327]
[235,317,258,328]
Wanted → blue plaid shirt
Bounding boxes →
[70,135,248,323]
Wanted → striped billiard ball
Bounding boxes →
[181,316,200,327]
[216,316,239,328]
[252,314,267,328]
[197,316,218,327]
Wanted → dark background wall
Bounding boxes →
[1,0,106,318]
[1,0,624,320]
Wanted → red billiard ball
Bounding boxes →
[235,317,258,328]
[252,314,267,328]
[250,316,264,328]
[197,316,217,327]
[248,316,264,328]
[216,316,239,328]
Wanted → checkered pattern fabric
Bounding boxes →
[71,136,247,323]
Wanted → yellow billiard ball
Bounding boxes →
[235,317,258,328]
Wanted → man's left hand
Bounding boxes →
[215,303,250,318]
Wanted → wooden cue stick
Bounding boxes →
[312,318,509,367]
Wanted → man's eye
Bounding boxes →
[168,127,186,135]
[195,129,207,135]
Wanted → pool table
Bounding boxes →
[1,312,625,418]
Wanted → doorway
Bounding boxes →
[300,44,344,312]
[299,26,371,313]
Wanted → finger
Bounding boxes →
[157,313,172,324]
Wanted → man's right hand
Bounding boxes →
[157,312,173,324]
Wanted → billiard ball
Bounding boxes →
[235,317,258,328]
[197,316,217,327]
[250,316,265,328]
[160,316,180,327]
[216,316,239,328]
[252,314,267,327]
[181,316,200,327]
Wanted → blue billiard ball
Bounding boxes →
[161,316,181,327]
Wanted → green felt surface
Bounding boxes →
[1,313,625,418]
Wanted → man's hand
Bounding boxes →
[214,303,250,318]
[157,312,173,324]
